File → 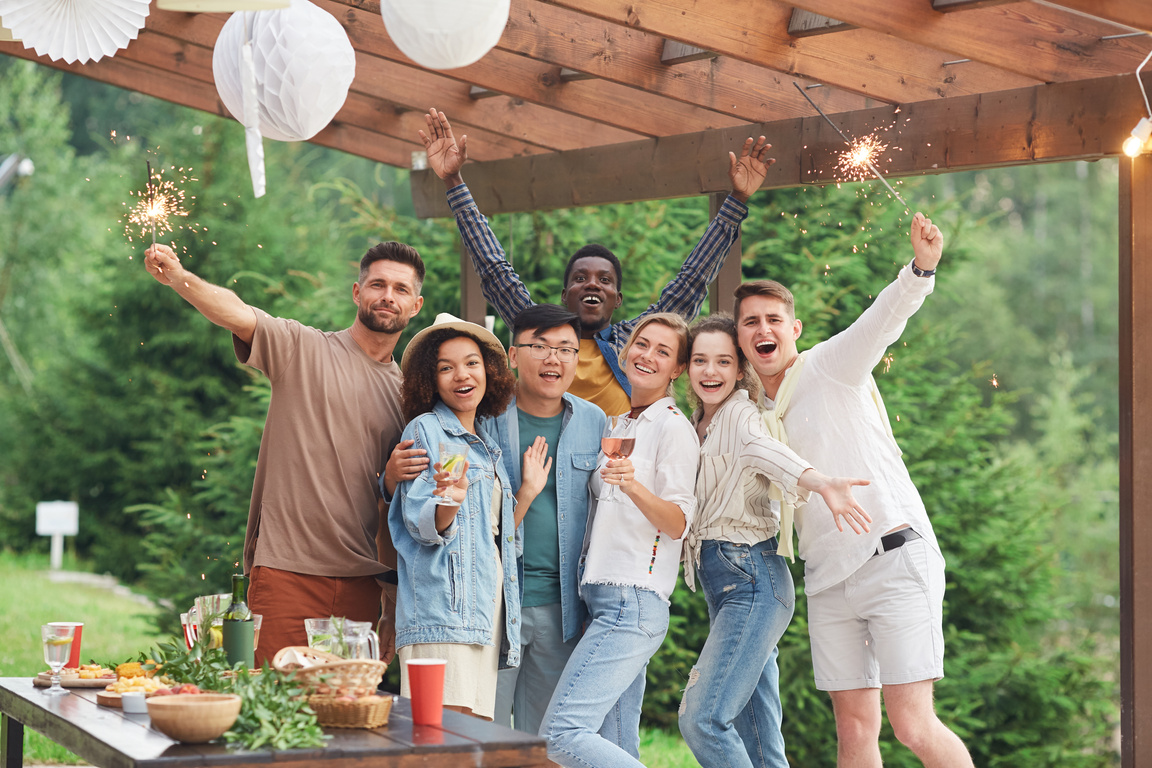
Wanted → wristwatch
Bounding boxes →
[910,259,936,278]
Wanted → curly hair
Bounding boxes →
[686,313,761,410]
[401,329,515,423]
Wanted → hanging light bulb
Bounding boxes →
[1124,117,1152,158]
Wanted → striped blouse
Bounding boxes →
[683,390,812,591]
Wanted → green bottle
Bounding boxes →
[221,574,254,669]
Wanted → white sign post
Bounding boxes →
[36,501,79,571]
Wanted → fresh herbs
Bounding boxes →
[224,667,329,751]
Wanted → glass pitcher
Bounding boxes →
[304,617,379,660]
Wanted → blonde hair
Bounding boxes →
[618,312,689,398]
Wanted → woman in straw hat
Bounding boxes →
[387,313,520,720]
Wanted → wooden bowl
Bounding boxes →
[146,694,241,743]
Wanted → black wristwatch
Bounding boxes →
[910,259,936,278]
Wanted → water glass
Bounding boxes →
[41,623,76,695]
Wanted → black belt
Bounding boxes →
[874,527,921,557]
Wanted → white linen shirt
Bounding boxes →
[683,390,812,591]
[582,397,699,603]
[761,264,943,596]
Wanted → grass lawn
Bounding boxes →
[0,549,701,766]
[0,549,166,764]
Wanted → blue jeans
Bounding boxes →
[540,583,669,768]
[678,539,796,768]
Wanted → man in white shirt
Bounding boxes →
[735,213,973,768]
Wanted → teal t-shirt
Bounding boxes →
[518,408,564,608]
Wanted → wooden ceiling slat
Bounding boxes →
[144,4,647,152]
[1042,0,1152,33]
[932,0,1020,10]
[785,0,1147,83]
[410,73,1144,216]
[316,0,746,137]
[323,0,871,122]
[787,10,855,38]
[0,42,414,167]
[542,0,1039,103]
[498,0,876,121]
[112,29,545,162]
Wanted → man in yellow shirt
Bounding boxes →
[419,108,772,415]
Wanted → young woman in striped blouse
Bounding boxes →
[678,313,871,768]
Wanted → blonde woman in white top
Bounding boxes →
[540,313,699,768]
[678,314,870,768]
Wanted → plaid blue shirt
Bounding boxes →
[447,183,748,395]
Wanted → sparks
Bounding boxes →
[837,134,889,182]
[123,162,196,245]
[990,373,999,388]
[881,352,895,373]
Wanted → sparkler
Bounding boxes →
[792,82,909,209]
[123,161,193,245]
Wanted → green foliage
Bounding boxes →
[224,666,328,751]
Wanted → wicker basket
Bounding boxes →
[308,693,393,728]
[272,646,390,729]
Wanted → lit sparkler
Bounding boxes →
[792,82,909,209]
[123,161,193,245]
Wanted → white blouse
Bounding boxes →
[581,397,699,603]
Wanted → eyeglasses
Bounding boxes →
[515,343,579,363]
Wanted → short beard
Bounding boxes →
[359,304,409,334]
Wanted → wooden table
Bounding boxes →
[0,678,548,768]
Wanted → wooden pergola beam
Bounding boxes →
[543,0,1039,103]
[931,0,1020,11]
[411,73,1146,217]
[1119,153,1152,768]
[787,10,855,37]
[786,0,1148,83]
[318,0,746,138]
[1045,0,1152,33]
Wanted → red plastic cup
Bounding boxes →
[406,658,446,726]
[48,622,83,669]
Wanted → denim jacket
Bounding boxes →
[483,393,606,642]
[387,401,522,668]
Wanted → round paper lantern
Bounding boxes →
[0,0,149,64]
[212,0,355,142]
[380,0,509,71]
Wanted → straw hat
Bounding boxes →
[400,313,506,375]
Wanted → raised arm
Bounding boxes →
[144,243,257,345]
[816,212,943,386]
[622,137,774,331]
[419,108,533,327]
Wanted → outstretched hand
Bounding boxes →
[910,212,943,272]
[819,477,872,535]
[418,108,467,187]
[729,136,774,203]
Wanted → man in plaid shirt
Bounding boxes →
[419,108,774,416]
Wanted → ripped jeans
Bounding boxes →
[678,538,795,768]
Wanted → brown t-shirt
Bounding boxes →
[235,312,404,578]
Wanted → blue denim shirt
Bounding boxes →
[387,401,522,668]
[483,393,606,642]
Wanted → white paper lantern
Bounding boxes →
[0,0,149,64]
[380,0,509,70]
[158,1,288,10]
[212,0,355,143]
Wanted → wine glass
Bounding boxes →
[434,443,468,507]
[600,416,636,502]
[41,623,76,696]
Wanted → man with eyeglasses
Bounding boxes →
[483,304,607,735]
[418,108,773,416]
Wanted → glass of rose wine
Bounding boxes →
[600,415,636,502]
[41,623,76,695]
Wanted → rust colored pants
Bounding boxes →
[249,565,382,667]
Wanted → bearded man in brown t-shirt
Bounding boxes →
[144,241,425,665]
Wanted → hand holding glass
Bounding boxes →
[600,416,636,502]
[41,624,76,695]
[433,444,468,507]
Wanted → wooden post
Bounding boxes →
[459,239,487,325]
[1,712,23,768]
[708,192,742,315]
[1119,154,1152,768]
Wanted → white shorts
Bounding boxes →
[807,538,945,691]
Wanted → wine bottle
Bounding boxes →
[221,573,254,669]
